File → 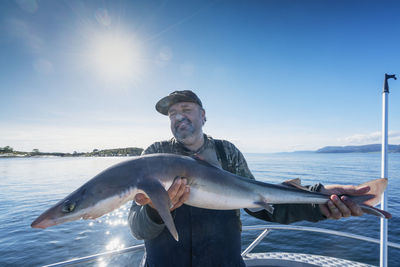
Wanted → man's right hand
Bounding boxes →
[135,178,190,211]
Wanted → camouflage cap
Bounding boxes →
[155,90,203,115]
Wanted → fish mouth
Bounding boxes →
[31,204,61,229]
[31,213,81,229]
[31,205,73,229]
[31,217,57,229]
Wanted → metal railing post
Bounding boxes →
[380,73,396,267]
[241,228,270,257]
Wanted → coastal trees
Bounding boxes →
[0,146,13,153]
[0,146,144,157]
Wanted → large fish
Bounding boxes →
[31,153,391,241]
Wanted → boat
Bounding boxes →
[41,224,400,267]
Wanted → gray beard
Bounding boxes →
[174,118,196,141]
[174,126,196,141]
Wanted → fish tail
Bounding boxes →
[360,204,392,219]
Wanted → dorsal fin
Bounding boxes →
[282,178,309,191]
[284,178,301,186]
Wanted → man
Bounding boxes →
[129,90,368,267]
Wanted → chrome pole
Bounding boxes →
[241,228,270,257]
[380,73,396,267]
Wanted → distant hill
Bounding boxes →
[316,144,400,153]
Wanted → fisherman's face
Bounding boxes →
[168,102,205,142]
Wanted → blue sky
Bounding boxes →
[1,0,400,153]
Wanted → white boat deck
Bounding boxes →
[244,252,373,267]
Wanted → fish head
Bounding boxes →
[31,160,141,229]
[31,185,97,229]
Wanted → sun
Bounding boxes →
[89,33,141,82]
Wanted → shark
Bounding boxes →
[31,153,391,241]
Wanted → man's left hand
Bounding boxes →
[319,184,370,219]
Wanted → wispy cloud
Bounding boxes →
[338,131,400,145]
[5,18,55,74]
[6,18,43,53]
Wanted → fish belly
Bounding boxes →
[185,187,257,210]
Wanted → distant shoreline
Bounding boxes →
[0,147,144,158]
[2,144,400,158]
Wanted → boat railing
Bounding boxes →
[43,224,400,267]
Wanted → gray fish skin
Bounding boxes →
[31,153,391,241]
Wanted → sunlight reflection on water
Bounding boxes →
[106,238,125,251]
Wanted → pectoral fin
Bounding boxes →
[247,207,265,213]
[138,178,179,241]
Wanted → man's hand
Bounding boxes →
[319,184,370,219]
[135,178,190,211]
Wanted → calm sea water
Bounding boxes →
[0,153,399,266]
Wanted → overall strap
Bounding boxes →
[214,139,230,172]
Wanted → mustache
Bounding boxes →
[174,118,192,129]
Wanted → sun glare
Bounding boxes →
[89,33,141,82]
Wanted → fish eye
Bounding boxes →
[62,202,76,213]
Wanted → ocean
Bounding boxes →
[0,152,399,266]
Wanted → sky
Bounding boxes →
[1,0,400,153]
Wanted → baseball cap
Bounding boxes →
[155,90,203,115]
